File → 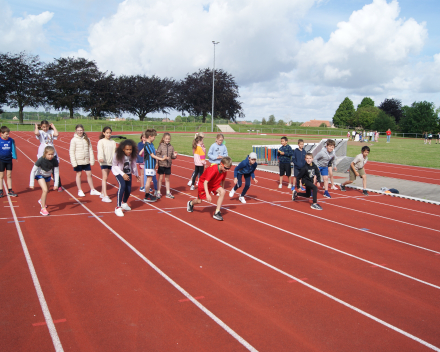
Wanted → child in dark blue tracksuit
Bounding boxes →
[229,152,258,204]
[291,139,307,191]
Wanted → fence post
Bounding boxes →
[174,126,175,132]
[122,125,123,132]
[17,124,18,131]
[132,124,133,132]
[91,125,92,132]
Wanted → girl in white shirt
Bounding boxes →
[97,126,116,203]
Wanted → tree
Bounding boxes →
[400,101,439,134]
[379,98,402,124]
[252,119,260,125]
[0,52,44,123]
[319,123,327,128]
[82,71,119,119]
[119,75,176,121]
[277,119,284,126]
[261,117,267,125]
[267,115,276,125]
[44,57,101,119]
[333,97,355,127]
[177,68,244,123]
[372,110,396,131]
[357,97,375,109]
[354,106,380,129]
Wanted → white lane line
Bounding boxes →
[357,198,440,218]
[367,169,440,181]
[15,143,258,352]
[3,181,64,352]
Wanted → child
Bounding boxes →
[0,126,17,197]
[386,129,392,143]
[137,133,147,191]
[112,139,140,217]
[437,132,440,144]
[292,153,322,210]
[428,132,433,145]
[291,139,306,192]
[156,133,178,199]
[139,129,167,202]
[34,121,63,192]
[229,152,258,203]
[187,132,205,186]
[97,126,116,203]
[69,124,100,197]
[190,136,206,190]
[423,132,427,144]
[29,146,59,216]
[187,156,232,221]
[340,146,370,196]
[277,136,293,189]
[315,139,336,198]
[208,134,228,165]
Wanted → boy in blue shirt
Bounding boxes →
[229,152,258,203]
[291,139,306,192]
[277,136,293,189]
[0,127,18,197]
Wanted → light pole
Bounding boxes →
[211,41,219,132]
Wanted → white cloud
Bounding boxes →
[0,1,53,53]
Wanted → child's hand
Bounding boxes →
[173,152,178,157]
[99,158,104,163]
[50,123,55,129]
[217,155,222,159]
[279,151,284,155]
[334,167,337,172]
[136,176,141,182]
[253,178,258,184]
[53,186,57,191]
[234,177,238,184]
[206,194,212,203]
[316,182,320,188]
[34,123,38,129]
[356,172,360,177]
[123,174,130,181]
[30,186,34,189]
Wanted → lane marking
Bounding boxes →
[179,296,205,303]
[371,264,387,268]
[288,278,308,283]
[33,319,67,327]
[3,181,64,352]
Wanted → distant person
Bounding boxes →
[291,139,307,192]
[0,126,18,198]
[208,133,228,164]
[277,136,294,189]
[229,152,258,203]
[436,132,440,144]
[314,139,336,198]
[375,131,379,142]
[352,130,356,141]
[371,130,375,142]
[386,129,392,143]
[190,136,206,190]
[347,131,351,139]
[137,132,147,192]
[292,152,322,210]
[428,132,433,145]
[97,126,116,203]
[423,132,428,144]
[340,146,370,196]
[156,133,178,199]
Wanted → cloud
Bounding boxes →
[0,1,54,53]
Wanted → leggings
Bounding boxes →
[144,173,158,190]
[233,173,251,197]
[116,174,132,207]
[296,179,317,203]
[191,166,204,186]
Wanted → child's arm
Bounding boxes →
[207,144,216,161]
[204,180,211,202]
[11,139,17,160]
[139,148,144,156]
[53,166,59,189]
[34,123,40,136]
[350,161,359,176]
[29,165,38,188]
[89,143,95,166]
[97,140,104,163]
[171,146,177,159]
[50,123,59,137]
[111,155,124,176]
[223,145,228,156]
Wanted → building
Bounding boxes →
[300,119,331,127]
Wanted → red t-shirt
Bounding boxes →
[198,164,227,199]
[386,130,392,136]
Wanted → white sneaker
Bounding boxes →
[287,183,292,189]
[78,190,85,197]
[278,184,282,189]
[331,185,338,190]
[102,196,112,203]
[156,191,161,199]
[100,193,104,198]
[115,207,124,217]
[239,196,246,203]
[90,189,101,196]
[229,189,235,197]
[121,203,131,211]
[187,180,192,186]
[190,185,195,190]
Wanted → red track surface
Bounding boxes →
[1,131,440,351]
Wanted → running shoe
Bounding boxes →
[144,194,157,202]
[102,196,112,203]
[190,185,195,191]
[278,184,282,189]
[155,191,162,199]
[115,207,124,217]
[40,207,50,216]
[310,203,323,210]
[287,183,292,189]
[213,211,223,221]
[238,196,246,204]
[140,187,145,192]
[90,189,101,196]
[0,191,3,198]
[78,190,85,197]
[8,190,17,197]
[100,193,104,198]
[58,187,63,192]
[292,190,297,201]
[166,193,174,199]
[187,180,192,187]
[229,189,235,198]
[300,186,306,191]
[121,203,131,211]
[331,185,338,190]
[362,189,369,196]
[323,190,332,198]
[187,200,194,212]
[340,185,346,192]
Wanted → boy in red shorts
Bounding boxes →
[187,156,232,221]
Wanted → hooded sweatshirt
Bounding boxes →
[297,162,321,184]
[292,148,306,170]
[234,156,258,179]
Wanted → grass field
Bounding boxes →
[116,132,440,169]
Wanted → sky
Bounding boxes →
[1,0,439,122]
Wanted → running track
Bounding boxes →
[1,132,440,351]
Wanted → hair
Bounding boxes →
[361,146,370,153]
[192,136,203,150]
[144,128,157,138]
[39,120,53,130]
[159,132,171,145]
[216,133,224,140]
[305,152,313,158]
[0,126,10,134]
[116,139,138,163]
[221,156,232,167]
[43,146,55,158]
[195,132,205,138]
[75,124,90,146]
[99,126,112,139]
[297,139,304,144]
[281,136,288,142]
[140,132,146,140]
[326,139,336,147]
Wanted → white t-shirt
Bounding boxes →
[36,130,59,160]
[352,131,356,136]
[123,155,131,175]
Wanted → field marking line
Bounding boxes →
[14,143,258,352]
[357,198,440,218]
[3,181,64,352]
[366,170,440,181]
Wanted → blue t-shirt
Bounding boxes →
[137,141,144,164]
[143,142,156,169]
[0,137,17,162]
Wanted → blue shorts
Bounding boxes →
[319,166,329,176]
[100,165,112,170]
[73,164,91,172]
[35,175,51,183]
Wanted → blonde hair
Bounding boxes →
[221,156,232,167]
[43,146,55,158]
[192,136,203,150]
[216,133,224,140]
[195,132,205,138]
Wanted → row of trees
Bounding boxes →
[333,97,440,133]
[0,52,245,123]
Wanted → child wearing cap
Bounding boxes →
[229,152,258,203]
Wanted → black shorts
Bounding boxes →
[293,167,301,177]
[0,161,13,172]
[279,163,291,177]
[100,165,112,170]
[158,166,171,175]
[73,164,91,172]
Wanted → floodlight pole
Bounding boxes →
[211,41,219,132]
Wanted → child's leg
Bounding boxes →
[328,167,335,187]
[191,167,198,186]
[361,174,367,189]
[145,176,152,194]
[115,174,126,207]
[190,198,202,207]
[0,171,3,191]
[75,171,82,191]
[279,175,283,185]
[233,174,243,192]
[240,175,252,197]
[152,173,158,191]
[6,170,12,190]
[311,184,318,203]
[101,169,110,197]
[122,175,132,204]
[38,178,49,208]
[215,187,226,212]
[323,175,328,190]
[165,174,170,194]
[85,170,95,191]
[157,174,163,193]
